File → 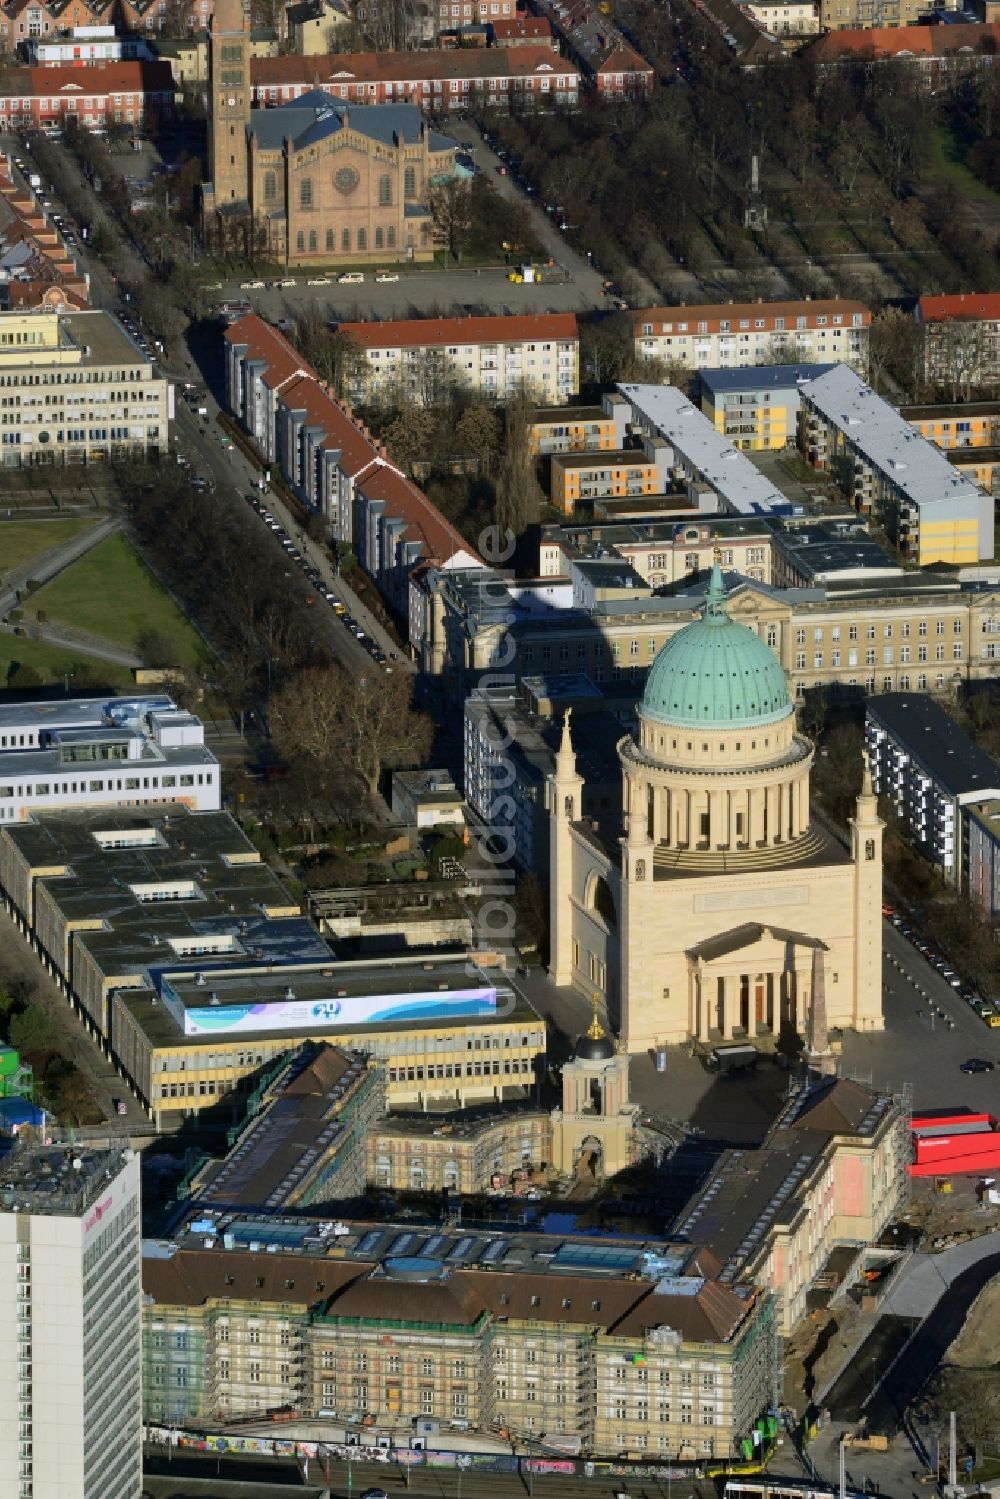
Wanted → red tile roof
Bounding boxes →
[227,314,480,567]
[810,20,1000,60]
[632,297,871,332]
[596,43,654,76]
[339,312,579,350]
[358,463,481,565]
[24,59,175,94]
[917,293,1000,325]
[490,15,554,38]
[251,44,578,85]
[225,312,309,391]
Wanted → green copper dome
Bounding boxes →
[641,566,791,729]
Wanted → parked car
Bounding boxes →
[960,1058,995,1073]
[375,270,399,283]
[338,271,365,284]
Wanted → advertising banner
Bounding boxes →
[182,986,498,1036]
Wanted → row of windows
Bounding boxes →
[294,224,399,254]
[387,1058,532,1081]
[795,619,961,643]
[0,771,210,798]
[794,645,963,668]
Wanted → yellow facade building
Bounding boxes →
[699,364,835,452]
[528,395,629,456]
[551,448,669,515]
[547,567,885,1052]
[0,307,171,467]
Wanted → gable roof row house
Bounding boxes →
[0,154,90,308]
[526,0,654,92]
[224,312,482,637]
[249,44,581,108]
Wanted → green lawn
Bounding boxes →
[29,533,207,668]
[0,518,97,581]
[0,633,134,690]
[927,126,999,203]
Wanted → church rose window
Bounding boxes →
[334,166,360,195]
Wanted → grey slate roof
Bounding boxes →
[249,96,448,154]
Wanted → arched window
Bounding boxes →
[404,165,416,199]
[387,225,396,248]
[326,228,334,251]
[299,177,312,209]
[308,229,317,251]
[374,226,383,249]
[378,173,391,205]
[341,227,350,251]
[357,226,366,250]
[296,230,304,252]
[585,872,618,931]
[263,169,276,203]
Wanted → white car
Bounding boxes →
[306,276,329,286]
[338,272,365,284]
[240,279,265,290]
[374,271,399,283]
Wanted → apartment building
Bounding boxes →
[798,365,993,565]
[699,363,835,451]
[866,693,1000,888]
[28,24,155,62]
[529,0,654,93]
[489,14,556,44]
[746,0,819,34]
[142,1222,776,1460]
[916,294,1000,396]
[618,383,791,517]
[0,695,221,825]
[464,685,626,871]
[818,0,923,29]
[902,400,1000,450]
[965,798,1000,921]
[0,59,175,130]
[0,307,171,467]
[338,314,580,407]
[0,1144,142,1499]
[249,46,580,110]
[528,394,629,456]
[809,22,1000,77]
[632,299,870,374]
[551,445,670,514]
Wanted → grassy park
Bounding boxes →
[0,518,98,582]
[29,533,207,668]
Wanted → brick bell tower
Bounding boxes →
[206,0,251,215]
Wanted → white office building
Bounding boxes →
[0,1144,143,1499]
[0,695,221,824]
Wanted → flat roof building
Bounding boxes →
[699,363,836,451]
[617,383,793,517]
[0,1144,142,1499]
[0,307,172,466]
[799,364,994,565]
[0,695,220,824]
[866,692,1000,885]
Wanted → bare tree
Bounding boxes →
[494,386,543,538]
[427,177,473,262]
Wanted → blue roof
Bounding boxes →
[699,363,837,394]
[250,98,456,155]
[0,1099,45,1130]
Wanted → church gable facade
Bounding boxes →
[548,565,885,1054]
[204,0,454,265]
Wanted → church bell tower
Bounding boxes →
[207,0,251,213]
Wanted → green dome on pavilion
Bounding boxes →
[641,566,792,729]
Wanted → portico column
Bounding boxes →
[698,975,711,1041]
[723,976,736,1038]
[765,784,778,846]
[750,788,765,847]
[709,789,723,849]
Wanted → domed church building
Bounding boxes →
[547,565,885,1052]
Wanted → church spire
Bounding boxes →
[556,708,576,775]
[704,562,729,619]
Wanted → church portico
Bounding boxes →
[548,563,885,1052]
[686,924,827,1042]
